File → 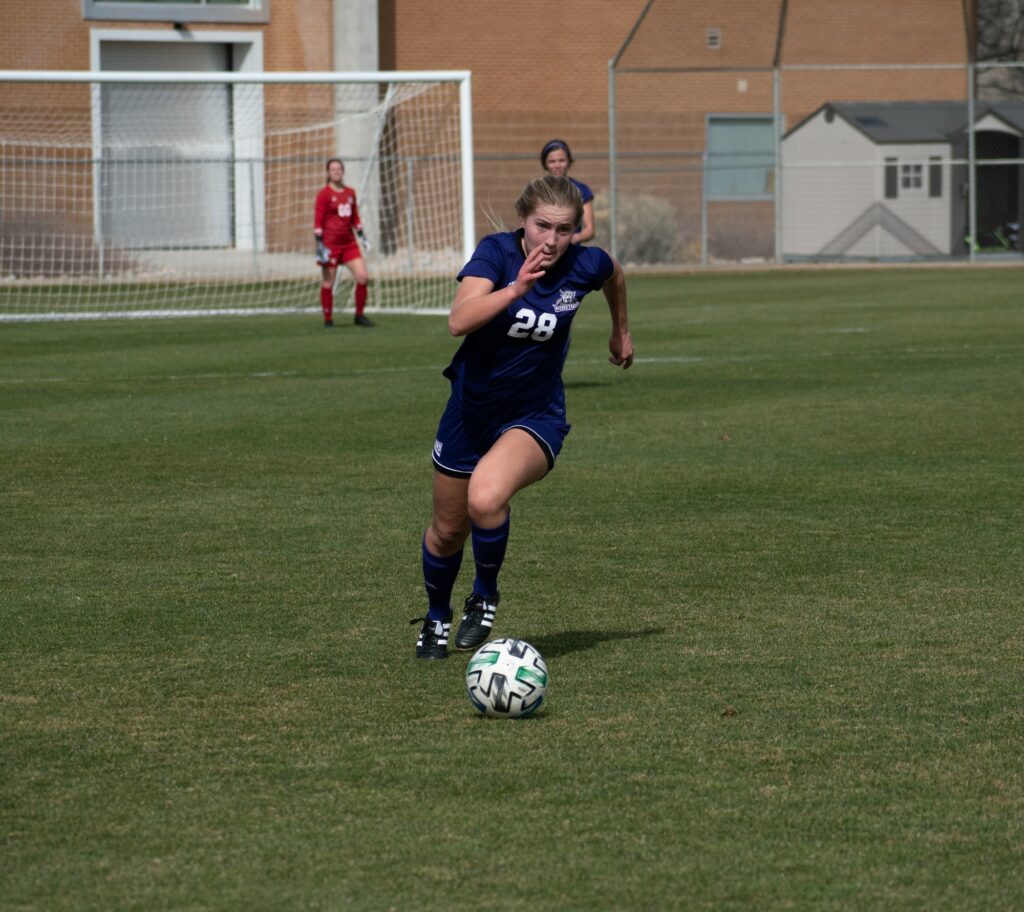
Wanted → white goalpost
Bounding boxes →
[0,70,474,321]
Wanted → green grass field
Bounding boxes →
[2,268,1023,911]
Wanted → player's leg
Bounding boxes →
[345,256,373,326]
[415,471,471,659]
[455,428,550,649]
[415,391,479,660]
[468,428,550,527]
[320,263,337,326]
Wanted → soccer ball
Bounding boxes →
[465,638,548,719]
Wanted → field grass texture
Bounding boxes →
[1,268,1022,910]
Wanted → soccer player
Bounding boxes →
[540,139,595,244]
[412,175,634,659]
[314,158,374,327]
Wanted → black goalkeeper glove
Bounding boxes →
[355,228,371,252]
[315,237,330,265]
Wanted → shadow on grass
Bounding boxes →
[527,627,664,659]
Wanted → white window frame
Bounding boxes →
[89,28,266,251]
[900,163,923,190]
[83,0,269,24]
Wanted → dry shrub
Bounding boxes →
[592,190,681,264]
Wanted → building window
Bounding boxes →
[83,0,269,24]
[706,28,722,50]
[884,157,898,199]
[900,163,923,190]
[929,157,942,198]
[706,115,775,200]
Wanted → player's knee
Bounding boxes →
[429,517,468,553]
[466,482,508,528]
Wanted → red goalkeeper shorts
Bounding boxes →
[322,241,362,267]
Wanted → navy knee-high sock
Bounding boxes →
[422,538,463,621]
[471,513,510,599]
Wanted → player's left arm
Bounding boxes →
[603,257,633,369]
[351,195,371,250]
[573,201,596,244]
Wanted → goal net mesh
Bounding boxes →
[0,75,468,320]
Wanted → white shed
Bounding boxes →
[781,101,1024,259]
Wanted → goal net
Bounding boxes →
[0,70,474,321]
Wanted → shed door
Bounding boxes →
[976,131,1019,236]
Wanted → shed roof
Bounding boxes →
[786,100,1024,144]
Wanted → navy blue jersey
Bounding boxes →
[446,229,614,423]
[569,177,594,205]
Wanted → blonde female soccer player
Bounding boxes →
[412,175,633,659]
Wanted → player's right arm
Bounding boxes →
[313,187,328,239]
[449,245,547,337]
[313,189,330,262]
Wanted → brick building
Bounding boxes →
[1,0,977,262]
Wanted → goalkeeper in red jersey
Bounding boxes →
[314,158,374,327]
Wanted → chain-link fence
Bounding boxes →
[607,0,1024,267]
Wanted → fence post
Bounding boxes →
[701,152,709,266]
[773,65,783,265]
[967,62,976,265]
[608,58,618,261]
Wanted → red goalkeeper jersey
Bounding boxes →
[314,184,361,247]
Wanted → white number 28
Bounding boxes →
[507,308,557,342]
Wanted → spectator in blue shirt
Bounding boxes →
[540,138,595,244]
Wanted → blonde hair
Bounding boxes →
[514,175,583,227]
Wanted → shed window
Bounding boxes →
[900,163,923,190]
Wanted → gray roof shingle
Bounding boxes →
[788,100,1024,143]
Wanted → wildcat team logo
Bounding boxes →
[552,288,579,313]
[433,439,443,457]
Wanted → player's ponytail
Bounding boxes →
[514,176,584,228]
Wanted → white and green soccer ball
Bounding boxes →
[465,638,548,719]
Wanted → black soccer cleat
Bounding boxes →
[354,314,375,327]
[454,592,499,650]
[411,616,450,660]
[324,318,334,327]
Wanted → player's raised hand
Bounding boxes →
[510,244,547,298]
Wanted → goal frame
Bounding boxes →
[0,69,475,320]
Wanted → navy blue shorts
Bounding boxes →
[431,397,571,479]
